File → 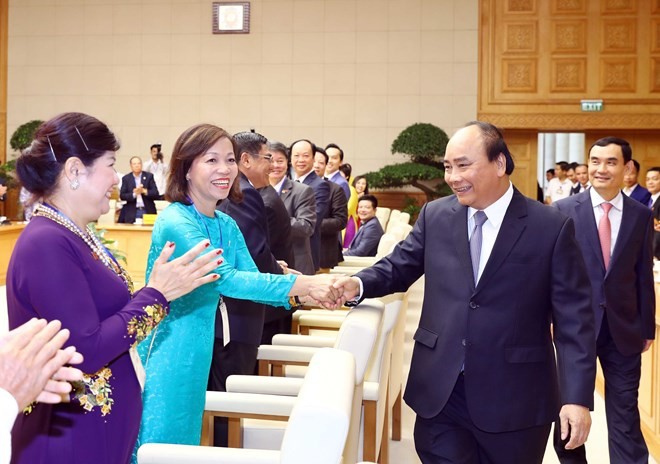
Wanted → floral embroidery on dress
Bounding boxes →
[23,402,36,415]
[72,366,114,416]
[127,303,167,346]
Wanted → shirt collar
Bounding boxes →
[468,182,514,229]
[273,177,286,193]
[589,187,623,211]
[296,170,313,183]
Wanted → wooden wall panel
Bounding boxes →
[0,0,7,164]
[479,0,660,130]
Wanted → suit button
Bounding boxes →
[461,338,467,346]
[469,301,478,309]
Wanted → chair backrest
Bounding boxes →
[375,233,399,259]
[388,209,401,223]
[387,222,413,240]
[333,300,383,384]
[398,211,411,224]
[364,295,401,383]
[280,348,355,464]
[375,207,391,230]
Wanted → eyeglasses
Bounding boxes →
[256,154,273,163]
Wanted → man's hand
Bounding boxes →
[332,276,361,302]
[0,319,84,410]
[642,339,653,353]
[558,404,591,450]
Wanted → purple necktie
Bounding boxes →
[470,211,488,283]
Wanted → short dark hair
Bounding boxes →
[568,162,578,171]
[576,164,587,169]
[339,163,352,179]
[589,137,632,163]
[630,159,640,173]
[555,161,569,172]
[268,141,289,160]
[233,131,268,158]
[325,143,344,161]
[358,194,378,208]
[352,175,369,194]
[150,144,163,161]
[464,121,515,175]
[647,166,660,175]
[17,112,120,198]
[314,146,328,164]
[166,123,241,204]
[546,168,555,175]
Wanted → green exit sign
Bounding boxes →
[581,100,603,112]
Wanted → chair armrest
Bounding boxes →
[205,391,296,417]
[226,375,305,396]
[256,344,319,363]
[138,443,280,464]
[337,256,378,267]
[297,314,344,330]
[271,334,336,348]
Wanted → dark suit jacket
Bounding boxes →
[320,180,348,268]
[628,184,651,206]
[259,185,295,268]
[217,174,283,345]
[118,171,158,223]
[555,190,655,355]
[279,178,316,275]
[344,216,384,257]
[355,189,596,433]
[301,171,330,271]
[327,170,350,200]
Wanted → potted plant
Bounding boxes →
[363,123,452,219]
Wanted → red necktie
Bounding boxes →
[598,202,613,269]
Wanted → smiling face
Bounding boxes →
[443,125,508,210]
[325,147,342,174]
[79,151,119,222]
[588,143,631,201]
[269,150,289,184]
[291,140,314,178]
[646,170,660,195]
[186,136,238,214]
[130,156,142,175]
[242,143,272,189]
[357,198,376,222]
[575,165,589,186]
[355,177,367,194]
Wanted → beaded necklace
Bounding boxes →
[33,203,134,294]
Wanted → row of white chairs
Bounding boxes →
[374,207,410,233]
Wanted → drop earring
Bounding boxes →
[70,178,80,190]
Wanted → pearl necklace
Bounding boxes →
[34,203,134,294]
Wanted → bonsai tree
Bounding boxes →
[1,120,44,185]
[364,123,450,202]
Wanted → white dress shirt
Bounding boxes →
[272,177,286,195]
[622,183,638,196]
[468,183,514,283]
[0,387,18,464]
[546,177,572,203]
[589,188,623,257]
[294,170,314,183]
[651,192,660,208]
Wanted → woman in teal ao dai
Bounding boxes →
[134,124,339,457]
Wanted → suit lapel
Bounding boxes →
[475,190,526,292]
[449,201,474,289]
[280,178,293,202]
[574,193,606,273]
[609,196,634,272]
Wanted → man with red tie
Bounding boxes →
[554,137,655,464]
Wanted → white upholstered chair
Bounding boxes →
[137,348,355,464]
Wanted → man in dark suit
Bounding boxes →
[118,156,158,223]
[324,143,351,199]
[646,166,660,260]
[290,139,330,271]
[344,195,384,257]
[313,147,348,269]
[622,159,651,206]
[269,142,316,276]
[334,121,596,463]
[210,131,285,446]
[554,137,655,464]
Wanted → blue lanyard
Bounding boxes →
[186,198,223,248]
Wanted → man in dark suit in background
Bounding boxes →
[118,156,158,223]
[554,137,655,464]
[646,166,660,260]
[209,131,285,446]
[290,139,330,272]
[313,147,348,269]
[622,159,651,206]
[269,142,316,276]
[334,121,596,463]
[344,195,384,257]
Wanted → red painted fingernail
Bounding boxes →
[216,249,222,255]
[217,259,222,265]
[214,274,220,279]
[168,242,175,248]
[204,242,210,248]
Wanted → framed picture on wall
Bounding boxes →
[212,2,250,34]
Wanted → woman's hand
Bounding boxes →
[147,240,223,301]
[290,274,344,309]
